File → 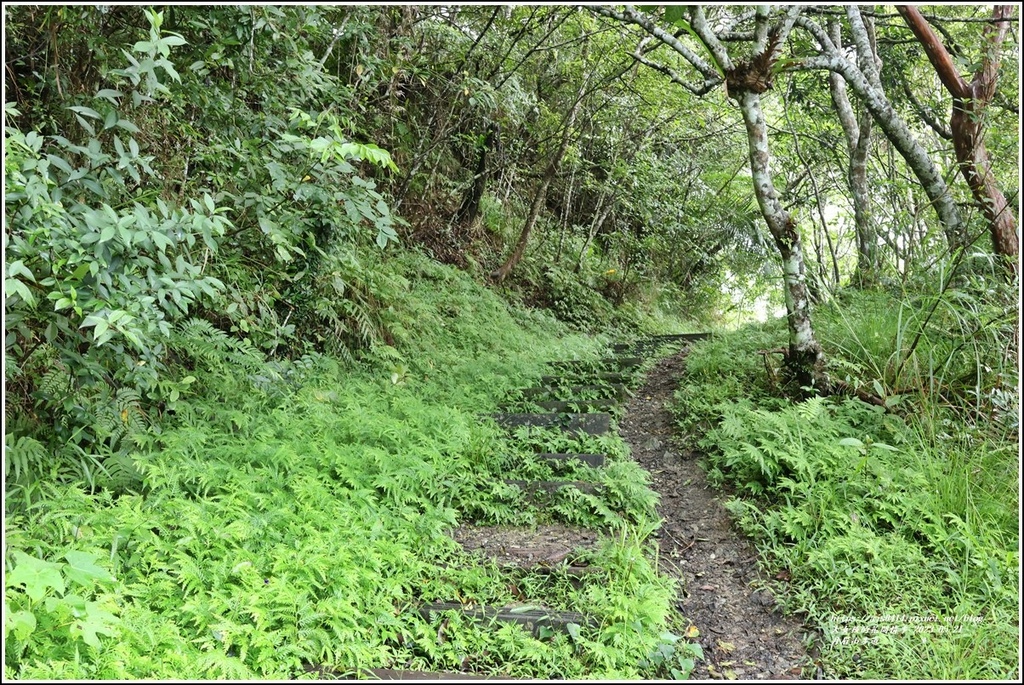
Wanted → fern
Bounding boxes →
[3,434,48,483]
[100,451,145,494]
[171,318,266,375]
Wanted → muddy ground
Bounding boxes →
[618,348,815,680]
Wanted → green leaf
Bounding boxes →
[5,609,37,641]
[115,119,142,134]
[664,5,687,24]
[507,604,544,613]
[47,153,75,176]
[838,437,865,449]
[71,600,120,648]
[566,621,582,642]
[161,34,188,48]
[63,551,113,588]
[68,105,102,120]
[6,552,66,602]
[95,88,123,103]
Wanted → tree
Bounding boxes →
[827,19,879,287]
[491,67,589,282]
[896,5,1018,278]
[789,7,975,259]
[597,5,828,391]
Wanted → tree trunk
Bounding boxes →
[491,85,585,283]
[575,190,613,273]
[828,21,878,287]
[737,89,827,393]
[897,4,1017,277]
[455,123,499,226]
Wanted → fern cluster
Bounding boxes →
[675,315,1019,680]
[5,251,683,680]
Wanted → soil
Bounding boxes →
[451,523,601,568]
[619,348,815,680]
[447,346,817,680]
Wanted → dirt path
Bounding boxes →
[619,348,814,680]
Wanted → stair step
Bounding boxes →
[610,333,711,353]
[517,384,629,401]
[547,356,643,371]
[488,412,611,435]
[419,602,593,636]
[532,399,619,413]
[540,371,634,385]
[504,479,602,497]
[536,452,606,468]
[357,669,501,680]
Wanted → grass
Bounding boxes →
[4,249,693,679]
[671,290,1019,680]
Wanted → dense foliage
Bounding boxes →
[673,288,1018,679]
[4,4,1018,680]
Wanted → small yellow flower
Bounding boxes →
[605,269,617,275]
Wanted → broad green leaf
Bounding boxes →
[4,279,36,307]
[71,600,120,648]
[68,105,102,120]
[62,548,114,585]
[566,621,582,642]
[6,552,65,602]
[95,88,123,102]
[5,609,37,641]
[838,437,865,449]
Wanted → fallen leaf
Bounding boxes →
[684,625,700,638]
[717,641,736,654]
[725,669,738,680]
[775,568,792,581]
[700,584,717,591]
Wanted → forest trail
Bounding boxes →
[449,341,817,680]
[619,348,814,680]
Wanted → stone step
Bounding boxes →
[487,412,612,435]
[531,399,619,413]
[647,332,712,342]
[355,669,502,680]
[610,333,711,354]
[540,371,635,385]
[536,450,606,466]
[419,602,593,637]
[547,356,643,372]
[504,479,603,497]
[517,384,630,401]
[536,452,606,469]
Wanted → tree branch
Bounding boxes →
[899,73,953,139]
[688,6,734,72]
[896,6,971,99]
[631,38,714,95]
[593,5,721,83]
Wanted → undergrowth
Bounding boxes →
[4,250,688,679]
[671,291,1019,680]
